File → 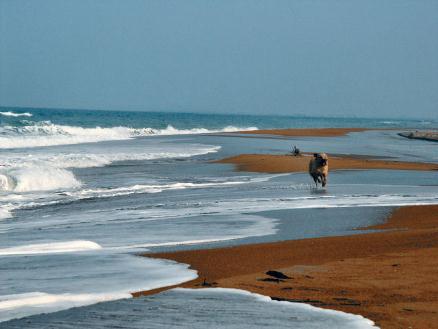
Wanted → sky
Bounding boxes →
[1,0,437,119]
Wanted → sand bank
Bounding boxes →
[237,128,370,137]
[142,205,438,328]
[216,153,438,173]
[398,131,438,142]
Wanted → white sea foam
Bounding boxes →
[0,291,132,322]
[44,145,220,169]
[0,240,102,256]
[0,175,15,191]
[120,238,241,249]
[0,111,32,117]
[67,180,245,199]
[175,288,378,328]
[0,145,220,170]
[0,121,257,149]
[0,256,198,323]
[0,207,12,220]
[0,291,129,311]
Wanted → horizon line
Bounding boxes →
[0,105,435,122]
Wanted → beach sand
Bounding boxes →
[143,205,438,329]
[216,153,438,173]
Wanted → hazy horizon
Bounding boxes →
[1,1,437,119]
[1,104,436,121]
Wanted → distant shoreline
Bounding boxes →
[237,127,370,137]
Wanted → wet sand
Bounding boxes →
[143,205,438,329]
[238,127,370,137]
[216,153,438,173]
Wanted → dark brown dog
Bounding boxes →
[308,153,328,187]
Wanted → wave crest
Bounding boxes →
[0,121,257,149]
[0,167,81,192]
[0,111,32,117]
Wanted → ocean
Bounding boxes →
[0,107,437,328]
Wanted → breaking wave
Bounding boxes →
[0,146,220,193]
[0,121,257,149]
[0,167,81,192]
[0,111,32,117]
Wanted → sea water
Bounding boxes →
[3,288,378,329]
[0,107,437,326]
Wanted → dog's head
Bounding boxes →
[314,153,328,166]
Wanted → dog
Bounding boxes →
[308,153,328,187]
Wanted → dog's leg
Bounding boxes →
[312,176,318,188]
[322,176,327,187]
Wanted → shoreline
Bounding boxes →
[142,205,438,328]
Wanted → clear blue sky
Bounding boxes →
[1,0,437,118]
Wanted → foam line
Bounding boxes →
[176,288,379,328]
[0,240,102,256]
[0,122,257,148]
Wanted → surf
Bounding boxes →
[0,121,257,149]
